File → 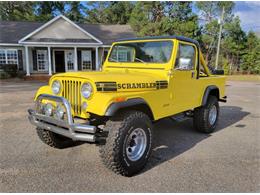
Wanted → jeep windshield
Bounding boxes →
[108,41,173,63]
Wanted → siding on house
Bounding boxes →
[30,18,94,41]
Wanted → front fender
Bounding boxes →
[201,85,218,106]
[105,98,150,116]
[34,86,52,101]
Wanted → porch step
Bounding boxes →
[24,74,51,82]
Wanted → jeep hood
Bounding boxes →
[52,70,167,92]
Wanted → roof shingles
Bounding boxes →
[0,20,136,45]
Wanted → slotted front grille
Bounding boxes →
[61,80,82,115]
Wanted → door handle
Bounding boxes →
[191,71,195,78]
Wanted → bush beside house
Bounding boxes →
[0,64,25,79]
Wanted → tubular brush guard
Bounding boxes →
[28,94,96,142]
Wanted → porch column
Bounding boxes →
[47,46,52,75]
[95,47,99,70]
[74,47,78,71]
[52,49,56,73]
[25,46,30,76]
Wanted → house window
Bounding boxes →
[0,49,18,65]
[110,47,133,62]
[37,50,48,71]
[65,51,74,71]
[118,50,128,62]
[7,50,18,64]
[82,50,92,70]
[0,50,6,64]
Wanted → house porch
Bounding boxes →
[23,45,109,76]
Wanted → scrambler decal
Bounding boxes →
[96,80,168,91]
[117,82,157,89]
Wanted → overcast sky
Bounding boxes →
[234,1,260,32]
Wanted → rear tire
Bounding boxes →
[99,111,153,177]
[37,128,75,149]
[193,96,219,133]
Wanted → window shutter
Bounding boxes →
[32,50,37,71]
[91,50,95,70]
[77,50,82,71]
[18,50,23,71]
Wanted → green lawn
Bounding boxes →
[227,75,260,82]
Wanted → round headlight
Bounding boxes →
[52,80,61,95]
[43,103,53,116]
[54,104,65,120]
[81,83,93,99]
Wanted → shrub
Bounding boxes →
[0,71,11,79]
[17,71,26,78]
[0,64,18,78]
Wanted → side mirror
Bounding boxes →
[212,69,224,75]
[178,58,191,69]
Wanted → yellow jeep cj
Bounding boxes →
[28,36,227,176]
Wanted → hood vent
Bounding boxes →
[156,80,168,89]
[95,82,117,92]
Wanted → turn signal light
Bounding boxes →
[114,97,126,102]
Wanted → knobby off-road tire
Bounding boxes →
[99,111,153,177]
[37,127,75,149]
[193,95,219,133]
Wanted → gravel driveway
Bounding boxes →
[0,80,259,192]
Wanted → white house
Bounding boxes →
[0,15,135,78]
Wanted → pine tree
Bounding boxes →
[196,1,235,67]
[66,2,86,23]
[34,2,66,21]
[163,2,200,39]
[84,2,110,23]
[222,16,246,73]
[102,1,134,24]
[241,32,260,74]
[0,2,35,21]
[129,2,199,38]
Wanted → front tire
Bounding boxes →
[193,96,219,133]
[99,111,153,176]
[37,128,75,149]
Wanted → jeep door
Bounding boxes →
[169,41,200,114]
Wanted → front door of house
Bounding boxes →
[54,51,65,72]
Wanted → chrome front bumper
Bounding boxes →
[28,94,96,142]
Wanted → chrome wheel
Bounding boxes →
[126,128,147,161]
[209,105,217,125]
